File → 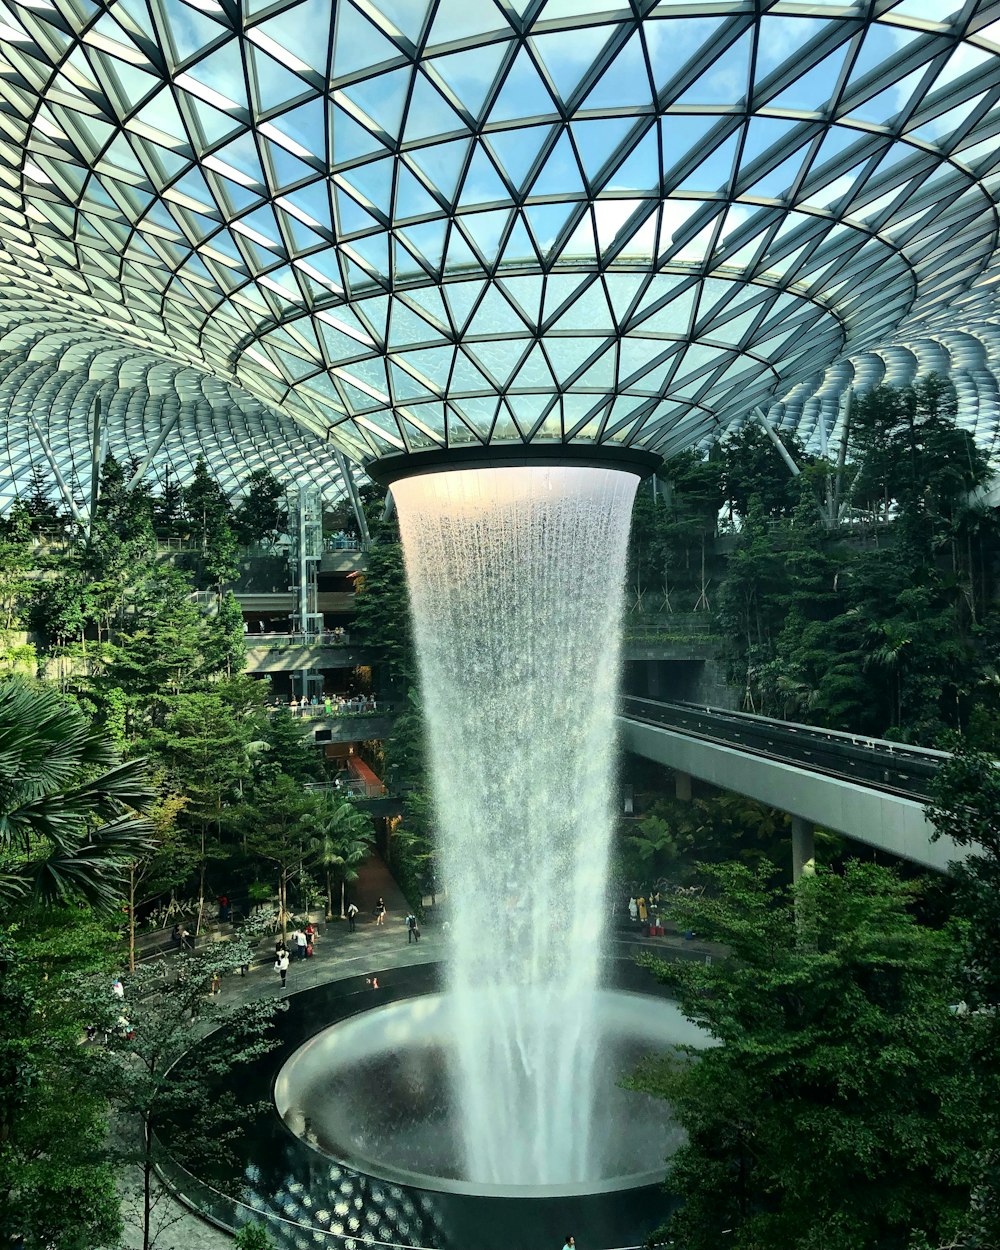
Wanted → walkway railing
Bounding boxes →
[621,696,946,801]
[246,630,354,648]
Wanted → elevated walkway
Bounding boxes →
[619,697,963,872]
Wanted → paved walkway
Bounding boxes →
[121,856,719,1247]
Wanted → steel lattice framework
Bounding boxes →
[3,0,1000,491]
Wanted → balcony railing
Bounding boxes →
[245,630,353,648]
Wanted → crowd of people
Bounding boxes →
[266,692,378,717]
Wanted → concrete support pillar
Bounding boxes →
[675,770,693,802]
[791,815,815,881]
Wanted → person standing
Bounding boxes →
[375,897,386,927]
[111,976,124,1001]
[347,902,359,932]
[628,897,638,923]
[275,949,290,989]
[295,928,308,961]
[561,1237,575,1250]
[210,970,221,996]
[406,913,417,944]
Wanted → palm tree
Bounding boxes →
[0,678,154,908]
[309,796,374,920]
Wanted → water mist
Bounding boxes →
[392,464,638,1187]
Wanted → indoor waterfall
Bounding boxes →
[392,464,639,1187]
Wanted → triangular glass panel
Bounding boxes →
[430,40,509,122]
[488,46,557,124]
[389,299,442,348]
[465,338,529,388]
[186,43,250,112]
[677,132,738,194]
[764,45,850,114]
[458,209,511,263]
[394,164,442,219]
[404,284,450,329]
[601,126,658,194]
[444,224,479,270]
[263,140,317,192]
[255,0,332,70]
[330,104,389,165]
[406,138,472,204]
[485,126,553,193]
[743,149,809,200]
[268,97,324,154]
[390,361,437,401]
[341,66,411,141]
[529,129,585,199]
[402,72,470,144]
[573,344,617,392]
[337,157,394,215]
[346,230,390,276]
[845,69,926,126]
[249,44,311,113]
[571,116,643,186]
[754,17,832,82]
[449,351,493,395]
[332,1,402,79]
[545,336,603,387]
[365,0,432,44]
[426,0,508,47]
[460,143,512,206]
[397,218,448,269]
[580,29,651,111]
[530,25,614,105]
[442,279,486,332]
[490,405,524,443]
[672,31,751,108]
[397,344,453,390]
[512,343,554,389]
[497,273,543,324]
[660,113,724,178]
[161,0,227,63]
[524,201,574,255]
[334,184,383,234]
[648,17,725,96]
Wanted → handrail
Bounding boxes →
[621,697,944,801]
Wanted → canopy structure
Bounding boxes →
[2,0,1000,501]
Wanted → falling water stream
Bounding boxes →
[393,465,639,1187]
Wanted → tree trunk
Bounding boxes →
[280,868,288,942]
[128,862,137,974]
[340,876,346,920]
[142,1117,153,1250]
[326,869,334,922]
[195,828,206,938]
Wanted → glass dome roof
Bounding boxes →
[2,0,1000,474]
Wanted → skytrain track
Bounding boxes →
[620,698,948,803]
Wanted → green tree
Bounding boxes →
[244,776,327,935]
[720,422,812,521]
[309,796,374,919]
[928,744,1000,1249]
[181,457,238,591]
[81,943,279,1250]
[0,679,153,907]
[0,908,123,1250]
[351,537,414,691]
[631,861,977,1250]
[149,692,255,932]
[233,469,287,547]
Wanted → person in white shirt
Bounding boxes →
[275,950,290,988]
[347,902,359,932]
